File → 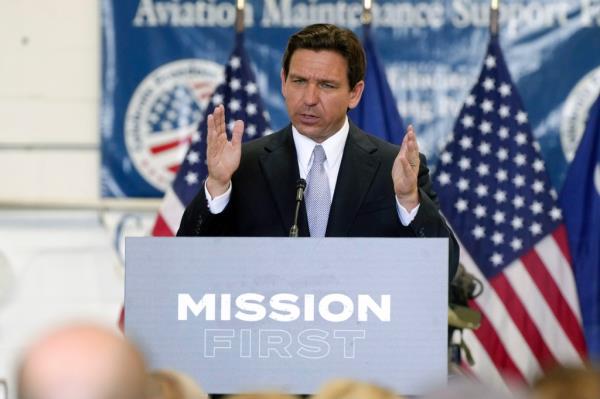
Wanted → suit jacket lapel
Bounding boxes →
[326,123,380,236]
[259,126,309,236]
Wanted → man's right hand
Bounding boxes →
[205,104,244,197]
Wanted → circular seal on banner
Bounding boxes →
[125,59,223,192]
[560,66,600,162]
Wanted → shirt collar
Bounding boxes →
[292,117,349,170]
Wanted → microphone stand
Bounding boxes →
[289,179,306,237]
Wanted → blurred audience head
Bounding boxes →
[311,379,400,399]
[18,323,146,399]
[146,369,208,399]
[529,364,600,399]
[224,393,300,399]
[420,378,518,399]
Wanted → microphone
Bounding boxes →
[289,178,307,237]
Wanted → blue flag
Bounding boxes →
[348,24,404,144]
[559,93,600,360]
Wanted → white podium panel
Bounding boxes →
[125,237,448,395]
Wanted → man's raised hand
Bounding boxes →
[205,104,244,197]
[392,125,420,211]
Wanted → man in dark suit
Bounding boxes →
[178,23,458,279]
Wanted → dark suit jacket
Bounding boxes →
[178,122,458,279]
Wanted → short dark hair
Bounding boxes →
[282,24,366,90]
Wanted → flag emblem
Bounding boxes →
[560,65,600,162]
[124,59,223,191]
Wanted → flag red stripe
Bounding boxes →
[152,214,175,237]
[552,225,573,265]
[469,300,528,385]
[490,272,558,369]
[168,164,181,174]
[118,306,125,332]
[520,249,587,357]
[150,137,191,154]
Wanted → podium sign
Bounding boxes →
[125,237,448,395]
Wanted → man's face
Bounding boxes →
[281,49,364,143]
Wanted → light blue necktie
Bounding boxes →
[305,145,331,237]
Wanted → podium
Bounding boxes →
[125,237,448,395]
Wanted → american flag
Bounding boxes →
[433,36,587,389]
[152,32,271,236]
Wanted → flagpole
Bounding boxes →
[490,0,499,36]
[235,0,245,33]
[361,0,373,26]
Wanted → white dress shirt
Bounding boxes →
[292,118,348,200]
[204,117,420,226]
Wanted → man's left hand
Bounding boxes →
[392,125,420,211]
